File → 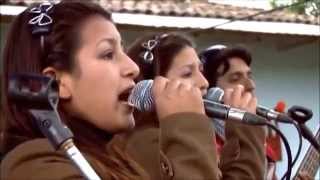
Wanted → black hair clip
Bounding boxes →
[28,2,54,36]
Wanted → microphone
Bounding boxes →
[129,80,267,125]
[206,87,292,123]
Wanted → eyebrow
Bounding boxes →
[180,61,203,70]
[229,70,252,76]
[97,37,118,48]
[229,71,243,76]
[181,62,195,69]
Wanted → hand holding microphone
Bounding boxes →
[130,79,266,125]
[206,87,293,123]
[152,76,205,120]
[223,85,257,114]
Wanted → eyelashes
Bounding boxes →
[181,66,204,78]
[182,72,192,78]
[99,43,126,61]
[100,51,114,60]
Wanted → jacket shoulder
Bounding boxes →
[1,138,82,180]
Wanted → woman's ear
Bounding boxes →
[42,67,72,100]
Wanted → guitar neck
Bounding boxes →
[294,128,320,178]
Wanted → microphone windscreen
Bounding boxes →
[129,80,153,112]
[205,87,224,102]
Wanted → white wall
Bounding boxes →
[252,41,319,178]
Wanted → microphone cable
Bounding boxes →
[280,120,303,180]
[263,121,293,180]
[269,113,303,173]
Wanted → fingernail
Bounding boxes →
[237,84,244,89]
[225,88,234,93]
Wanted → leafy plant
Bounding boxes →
[270,0,319,17]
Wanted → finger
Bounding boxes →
[223,88,233,105]
[230,85,244,106]
[166,79,181,94]
[240,92,252,109]
[247,96,258,114]
[178,82,192,92]
[192,86,202,98]
[152,76,168,98]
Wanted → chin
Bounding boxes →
[113,115,135,133]
[122,115,135,130]
[127,115,136,130]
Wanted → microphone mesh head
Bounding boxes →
[205,87,224,102]
[128,80,153,112]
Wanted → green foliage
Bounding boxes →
[270,0,320,17]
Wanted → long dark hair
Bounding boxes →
[1,1,146,179]
[127,33,194,126]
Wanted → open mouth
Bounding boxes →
[118,87,133,102]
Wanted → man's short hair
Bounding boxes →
[199,45,252,87]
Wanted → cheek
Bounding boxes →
[77,61,121,96]
[217,78,236,89]
[171,76,194,86]
[187,78,198,87]
[72,81,116,114]
[71,83,121,132]
[70,66,120,121]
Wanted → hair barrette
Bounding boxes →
[140,34,169,64]
[28,2,54,35]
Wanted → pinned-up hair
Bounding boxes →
[127,33,195,81]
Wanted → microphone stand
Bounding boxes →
[288,105,320,153]
[8,73,101,180]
